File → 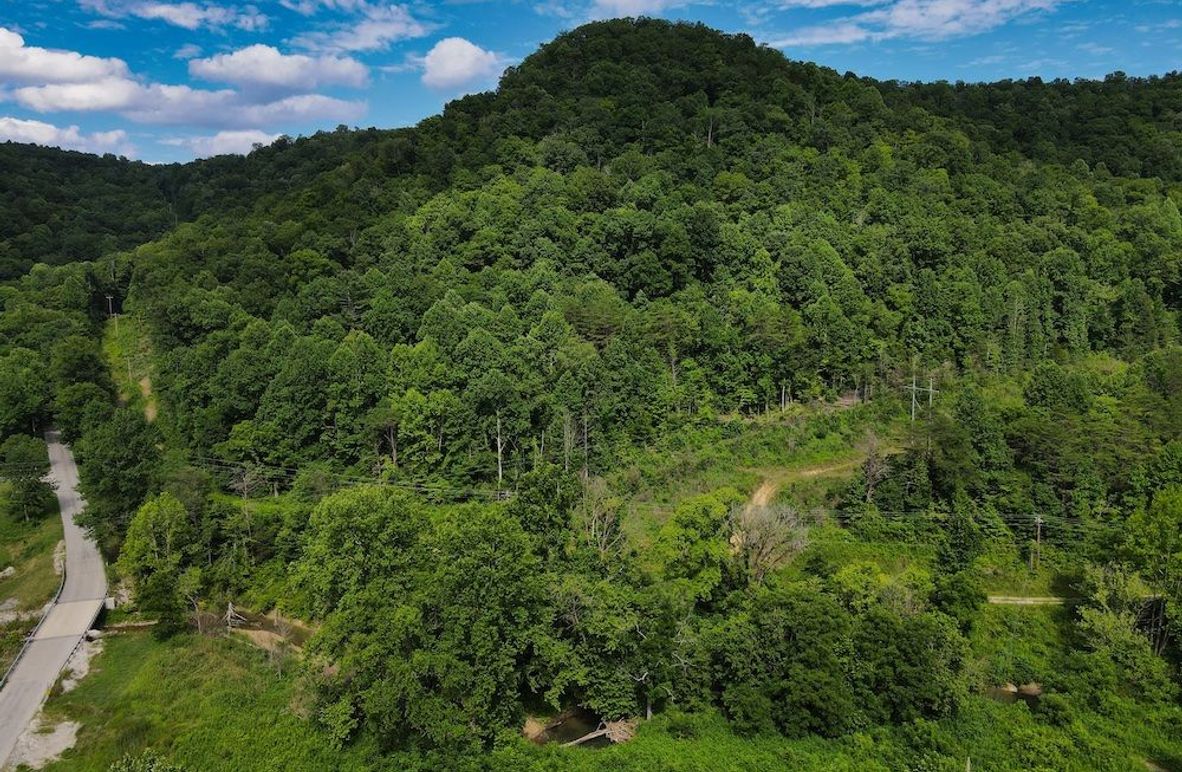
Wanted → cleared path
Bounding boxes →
[987,595,1072,605]
[0,431,106,769]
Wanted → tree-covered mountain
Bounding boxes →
[1,18,1181,769]
[4,20,1181,276]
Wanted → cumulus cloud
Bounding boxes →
[770,0,1060,46]
[13,77,144,112]
[201,93,365,127]
[279,0,370,13]
[590,0,689,14]
[13,77,365,128]
[3,26,366,131]
[189,44,368,90]
[79,1,269,31]
[419,37,506,90]
[161,128,279,157]
[775,0,887,6]
[0,116,134,155]
[290,4,430,52]
[0,27,129,85]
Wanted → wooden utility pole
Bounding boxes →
[106,294,117,335]
[1034,515,1042,570]
[1028,515,1043,570]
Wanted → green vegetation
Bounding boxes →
[102,316,158,426]
[0,481,63,674]
[1,16,1181,770]
[42,632,380,771]
[41,623,1182,771]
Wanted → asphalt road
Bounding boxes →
[0,431,106,768]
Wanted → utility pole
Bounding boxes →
[1034,515,1042,570]
[904,371,938,422]
[1028,515,1043,570]
[106,293,121,340]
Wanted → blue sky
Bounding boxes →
[0,0,1178,163]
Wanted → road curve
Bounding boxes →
[0,431,107,769]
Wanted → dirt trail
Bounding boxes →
[138,377,157,423]
[745,458,864,510]
[987,596,1072,605]
[748,479,780,508]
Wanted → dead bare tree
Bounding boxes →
[230,464,267,540]
[581,478,624,558]
[270,609,295,676]
[858,429,890,503]
[732,503,810,585]
[224,601,246,630]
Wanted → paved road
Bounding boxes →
[0,431,106,769]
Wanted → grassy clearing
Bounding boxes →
[0,482,63,674]
[967,603,1071,688]
[42,632,381,772]
[613,405,884,545]
[0,484,63,608]
[102,315,157,424]
[37,610,1182,772]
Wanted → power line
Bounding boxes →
[188,456,512,500]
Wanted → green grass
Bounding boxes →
[967,603,1071,688]
[612,405,884,546]
[42,632,382,772]
[975,543,1080,598]
[38,618,1182,772]
[508,695,1182,771]
[0,483,63,674]
[0,485,63,608]
[102,315,158,424]
[790,524,938,577]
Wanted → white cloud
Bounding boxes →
[419,37,505,90]
[532,0,578,18]
[13,77,366,128]
[217,93,365,127]
[162,128,278,157]
[590,0,689,14]
[0,27,129,85]
[776,0,887,7]
[13,77,143,111]
[79,1,269,31]
[3,26,366,130]
[1135,19,1181,33]
[772,21,874,46]
[290,4,430,52]
[173,43,202,59]
[0,116,134,155]
[189,44,367,90]
[279,0,369,13]
[771,0,1061,47]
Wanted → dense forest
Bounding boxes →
[2,18,1182,770]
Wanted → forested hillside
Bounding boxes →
[2,18,1182,770]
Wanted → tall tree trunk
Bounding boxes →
[563,410,573,473]
[496,411,504,486]
[581,408,589,480]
